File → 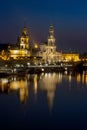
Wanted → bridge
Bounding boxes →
[0,60,87,75]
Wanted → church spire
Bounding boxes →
[48,25,55,46]
[22,23,28,36]
[49,24,54,36]
[20,23,29,49]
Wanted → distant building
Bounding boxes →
[0,24,80,62]
[8,25,31,59]
[62,53,80,62]
[39,25,62,63]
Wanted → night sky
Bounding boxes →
[0,0,87,53]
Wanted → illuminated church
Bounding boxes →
[0,24,79,62]
[7,24,62,63]
[8,25,31,59]
[39,25,62,63]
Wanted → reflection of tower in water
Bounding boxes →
[39,73,62,111]
[34,75,38,95]
[0,75,29,105]
[0,73,62,113]
[9,76,29,104]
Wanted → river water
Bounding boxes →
[0,71,87,130]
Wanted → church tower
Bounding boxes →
[45,25,57,63]
[20,25,29,49]
[48,25,55,46]
[47,25,56,54]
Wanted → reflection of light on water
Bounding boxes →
[64,71,67,75]
[83,71,87,85]
[0,78,9,92]
[69,75,71,83]
[59,72,62,78]
[34,75,38,95]
[48,73,52,78]
[0,78,8,84]
[10,80,27,90]
[45,73,48,78]
[77,74,81,83]
[82,74,85,84]
[19,86,28,104]
[8,76,29,104]
[47,91,55,111]
[39,73,62,111]
[76,71,87,87]
[85,75,87,85]
[9,78,29,104]
[0,73,60,108]
[1,71,87,110]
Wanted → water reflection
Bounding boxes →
[0,71,87,111]
[39,73,62,110]
[0,75,29,104]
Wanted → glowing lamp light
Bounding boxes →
[42,68,44,72]
[34,44,38,49]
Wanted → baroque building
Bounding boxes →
[62,53,79,62]
[8,25,31,59]
[19,25,29,49]
[0,24,80,62]
[39,25,62,64]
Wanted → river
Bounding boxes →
[0,71,87,129]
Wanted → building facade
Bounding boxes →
[62,53,80,62]
[0,24,80,62]
[39,25,62,64]
[8,25,31,59]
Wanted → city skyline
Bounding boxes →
[0,0,87,53]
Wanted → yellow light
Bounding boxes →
[34,44,38,49]
[42,68,44,72]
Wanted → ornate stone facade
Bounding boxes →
[39,25,62,63]
[8,25,30,59]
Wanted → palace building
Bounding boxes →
[62,53,79,62]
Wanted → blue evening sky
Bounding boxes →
[0,0,87,52]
